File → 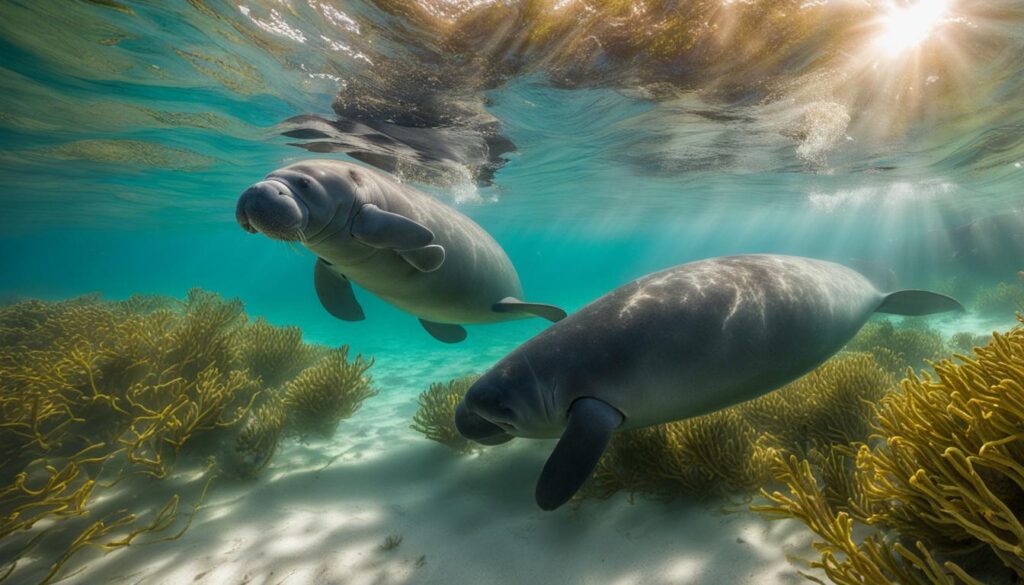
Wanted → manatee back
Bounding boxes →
[534,255,884,428]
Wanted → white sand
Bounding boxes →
[10,315,1018,585]
[7,384,824,585]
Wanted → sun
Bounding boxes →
[872,0,953,57]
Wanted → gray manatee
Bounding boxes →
[454,254,964,510]
[236,159,565,342]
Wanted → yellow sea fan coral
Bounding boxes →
[410,375,479,453]
[282,348,376,441]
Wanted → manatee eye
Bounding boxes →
[297,178,310,189]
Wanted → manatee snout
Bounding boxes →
[236,180,308,241]
[455,386,514,446]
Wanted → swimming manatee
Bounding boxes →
[236,159,565,342]
[454,254,964,510]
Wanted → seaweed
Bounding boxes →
[0,291,376,582]
[974,282,1024,316]
[584,353,894,500]
[845,319,948,375]
[585,408,773,499]
[413,354,893,501]
[855,320,1024,573]
[379,533,403,551]
[223,400,287,479]
[753,454,980,585]
[410,375,479,453]
[754,315,1024,584]
[738,353,894,455]
[948,331,991,354]
[282,348,375,441]
[237,318,327,390]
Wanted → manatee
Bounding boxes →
[946,210,1024,276]
[454,254,964,510]
[235,159,565,342]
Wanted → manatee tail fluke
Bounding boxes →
[492,297,567,322]
[535,398,623,511]
[875,290,965,316]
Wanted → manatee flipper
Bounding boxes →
[399,244,445,272]
[876,290,965,316]
[536,397,623,511]
[314,260,365,321]
[351,204,434,249]
[419,319,467,343]
[492,297,567,322]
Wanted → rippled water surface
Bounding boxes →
[3,0,1023,346]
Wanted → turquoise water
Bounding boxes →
[1,1,1023,583]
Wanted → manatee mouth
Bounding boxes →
[454,401,513,445]
[236,179,309,241]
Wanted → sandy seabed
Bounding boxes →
[18,313,1015,585]
[19,313,1013,585]
[19,364,819,585]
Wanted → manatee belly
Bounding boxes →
[330,226,525,324]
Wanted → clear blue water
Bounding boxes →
[1,1,1023,582]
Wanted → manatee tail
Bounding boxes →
[849,258,899,292]
[492,297,567,322]
[875,290,965,316]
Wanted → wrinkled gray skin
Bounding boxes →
[456,255,963,509]
[236,159,553,330]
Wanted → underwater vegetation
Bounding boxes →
[282,347,374,442]
[407,312,1024,582]
[845,319,948,376]
[411,375,479,453]
[973,281,1024,317]
[948,331,992,355]
[0,291,375,583]
[582,353,894,500]
[755,315,1024,584]
[412,354,893,498]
